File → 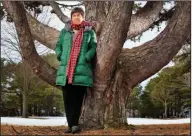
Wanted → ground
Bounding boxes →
[1,124,190,135]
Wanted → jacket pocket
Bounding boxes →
[57,54,61,61]
[85,53,90,63]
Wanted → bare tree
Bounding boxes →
[2,1,190,129]
[1,6,51,118]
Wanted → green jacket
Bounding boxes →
[55,21,97,87]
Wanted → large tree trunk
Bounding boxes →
[79,2,134,129]
[3,1,190,129]
[80,70,130,129]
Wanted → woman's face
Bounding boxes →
[72,12,84,25]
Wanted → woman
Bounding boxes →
[55,7,97,134]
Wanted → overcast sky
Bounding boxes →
[1,1,176,88]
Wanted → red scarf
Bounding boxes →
[66,21,92,84]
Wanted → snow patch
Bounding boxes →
[1,117,190,126]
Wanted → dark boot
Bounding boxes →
[72,125,81,134]
[64,127,72,133]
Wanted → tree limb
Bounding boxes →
[150,6,175,30]
[127,1,163,39]
[48,1,70,24]
[56,1,84,8]
[119,2,191,88]
[26,13,59,50]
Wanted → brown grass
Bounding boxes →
[1,123,190,135]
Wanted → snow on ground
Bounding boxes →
[127,118,190,125]
[1,117,190,126]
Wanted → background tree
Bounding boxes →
[1,58,20,116]
[1,55,64,117]
[146,42,191,118]
[2,1,190,129]
[140,78,163,118]
[150,72,174,118]
[126,84,142,117]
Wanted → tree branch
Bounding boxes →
[26,13,59,50]
[48,1,70,24]
[55,1,84,8]
[119,2,191,88]
[127,1,163,39]
[150,6,175,30]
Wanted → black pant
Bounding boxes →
[62,81,86,127]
